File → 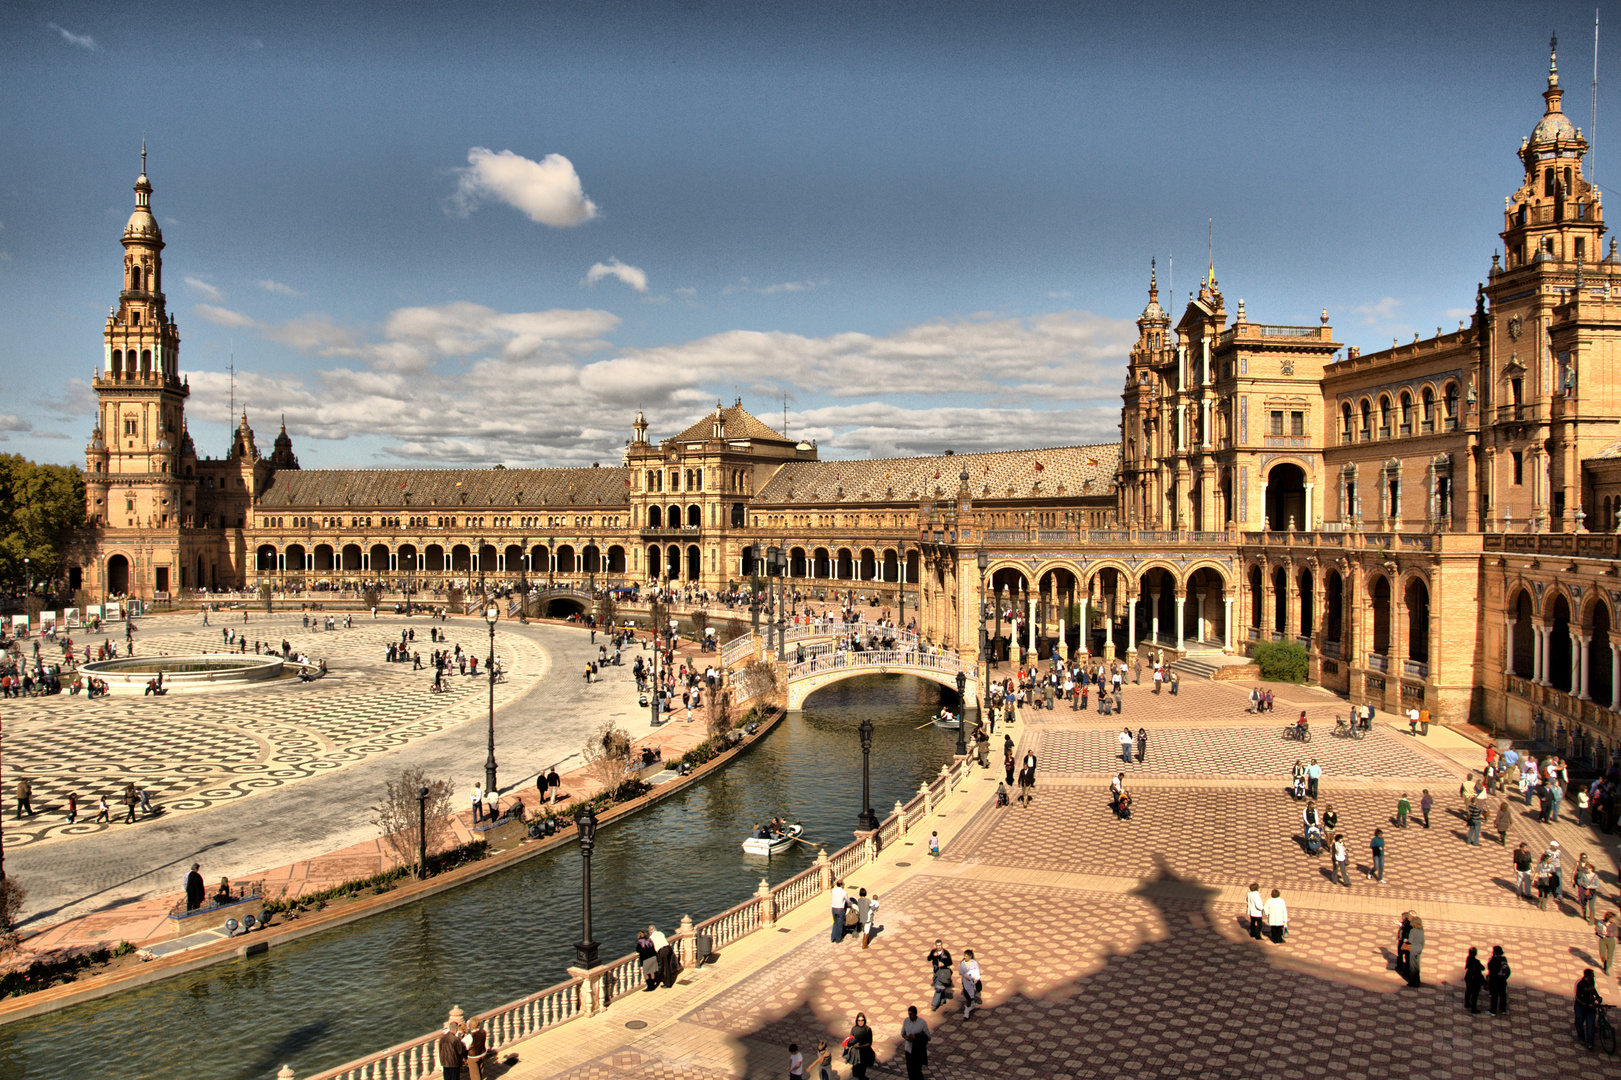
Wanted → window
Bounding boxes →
[1576,236,1587,262]
[1341,404,1353,440]
[1290,411,1305,437]
[1269,411,1284,436]
[1512,451,1524,485]
[124,419,138,436]
[1545,168,1557,196]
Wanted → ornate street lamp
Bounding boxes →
[769,546,786,661]
[857,717,879,829]
[484,603,499,794]
[575,803,601,967]
[416,785,430,879]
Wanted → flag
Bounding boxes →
[1034,461,1044,471]
[934,469,940,478]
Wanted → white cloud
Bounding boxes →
[0,415,33,432]
[184,277,225,302]
[449,148,598,228]
[258,279,304,297]
[203,302,1131,466]
[194,304,261,329]
[46,23,96,50]
[721,277,825,296]
[1350,297,1402,324]
[674,287,697,298]
[583,258,648,294]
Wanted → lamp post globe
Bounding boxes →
[857,717,879,830]
[575,803,601,968]
[484,604,499,794]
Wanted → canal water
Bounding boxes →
[0,675,959,1080]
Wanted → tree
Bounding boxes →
[705,686,735,741]
[371,766,456,873]
[1253,640,1309,683]
[0,877,27,954]
[0,456,87,592]
[581,719,632,794]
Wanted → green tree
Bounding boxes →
[1253,640,1309,683]
[0,456,86,591]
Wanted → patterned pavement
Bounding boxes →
[495,674,1621,1080]
[1,617,544,847]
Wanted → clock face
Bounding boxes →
[1507,315,1524,341]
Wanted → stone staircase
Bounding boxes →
[1170,645,1248,681]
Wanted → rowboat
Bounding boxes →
[742,823,804,855]
[932,710,961,728]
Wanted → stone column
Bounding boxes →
[1079,592,1090,658]
[1149,590,1160,645]
[1223,596,1234,652]
[1610,638,1621,711]
[1127,589,1137,654]
[1103,585,1115,659]
[1304,482,1315,530]
[1175,592,1186,652]
[1027,596,1037,656]
[1532,623,1547,685]
[1504,612,1516,675]
[1578,634,1590,700]
[1058,618,1068,661]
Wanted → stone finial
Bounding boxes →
[277,1068,295,1080]
[447,1004,465,1027]
[678,913,694,936]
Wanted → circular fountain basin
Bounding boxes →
[80,654,286,695]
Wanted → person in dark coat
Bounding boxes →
[185,863,205,911]
[436,1021,467,1079]
[847,1013,875,1080]
[1463,947,1486,1013]
[1487,946,1511,1014]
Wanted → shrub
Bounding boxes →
[1253,640,1309,683]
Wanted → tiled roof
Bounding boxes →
[753,444,1121,504]
[670,403,792,444]
[257,468,632,509]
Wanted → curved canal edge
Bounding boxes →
[0,706,789,1028]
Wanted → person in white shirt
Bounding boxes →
[831,881,848,943]
[958,950,982,1017]
[1246,883,1265,940]
[1331,835,1350,887]
[1119,726,1135,763]
[470,782,484,824]
[1263,889,1288,943]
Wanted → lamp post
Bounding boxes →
[857,717,879,829]
[484,603,499,794]
[769,546,785,661]
[575,803,601,968]
[649,595,664,727]
[416,785,429,879]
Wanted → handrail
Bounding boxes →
[783,648,962,682]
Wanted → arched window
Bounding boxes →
[1359,399,1372,440]
[1378,395,1392,438]
[1399,391,1412,434]
[1340,403,1352,441]
[1545,168,1557,196]
[111,350,122,377]
[1421,387,1435,431]
[141,349,152,376]
[1443,382,1459,429]
[130,266,141,290]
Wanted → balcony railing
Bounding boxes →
[1403,659,1429,678]
[1367,654,1389,672]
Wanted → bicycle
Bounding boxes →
[1285,724,1311,743]
[1599,1002,1617,1055]
[1332,715,1366,740]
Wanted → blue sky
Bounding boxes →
[1,0,1614,467]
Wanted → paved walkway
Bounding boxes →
[469,677,1621,1080]
[3,613,707,929]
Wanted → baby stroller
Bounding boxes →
[1292,773,1307,800]
[1304,823,1325,856]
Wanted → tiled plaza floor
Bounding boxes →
[484,675,1621,1080]
[1,617,545,846]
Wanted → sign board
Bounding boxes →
[64,608,82,627]
[10,616,27,636]
[105,601,123,622]
[39,611,57,633]
[86,605,102,623]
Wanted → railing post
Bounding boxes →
[276,1067,295,1080]
[677,914,695,967]
[567,967,598,1015]
[893,800,906,835]
[816,847,832,890]
[919,781,932,816]
[755,877,775,926]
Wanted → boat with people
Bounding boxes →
[741,821,804,856]
[932,708,961,728]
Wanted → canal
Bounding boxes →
[0,675,960,1080]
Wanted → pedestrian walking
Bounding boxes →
[811,1041,834,1080]
[1169,671,1179,695]
[471,782,484,824]
[1003,750,1015,786]
[1331,833,1350,886]
[1494,799,1512,845]
[1466,798,1484,846]
[1463,946,1485,1012]
[1575,855,1600,922]
[958,950,982,1017]
[845,1013,875,1080]
[65,792,78,825]
[929,950,954,1009]
[831,880,848,943]
[1306,760,1322,800]
[1514,842,1534,899]
[1370,828,1386,883]
[1246,883,1265,940]
[1395,792,1410,828]
[1119,725,1134,763]
[1575,969,1604,1049]
[1263,889,1288,943]
[928,831,940,857]
[1420,790,1433,829]
[900,1006,930,1080]
[788,1043,803,1080]
[14,777,32,819]
[1404,914,1425,986]
[94,794,110,823]
[1597,912,1617,974]
[1136,727,1147,764]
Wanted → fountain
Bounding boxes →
[79,654,286,695]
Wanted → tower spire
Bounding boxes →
[140,137,147,177]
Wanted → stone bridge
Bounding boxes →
[781,648,976,711]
